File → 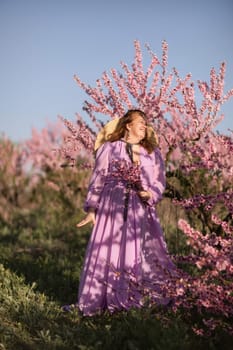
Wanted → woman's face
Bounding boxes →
[126,113,147,141]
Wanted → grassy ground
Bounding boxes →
[0,197,232,349]
[0,262,222,350]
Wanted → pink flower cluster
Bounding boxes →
[173,190,233,214]
[58,115,95,168]
[24,120,69,172]
[111,159,142,189]
[175,218,233,333]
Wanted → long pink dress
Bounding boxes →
[78,140,175,316]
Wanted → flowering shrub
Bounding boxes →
[0,136,29,223]
[174,217,233,336]
[59,39,233,335]
[0,120,91,226]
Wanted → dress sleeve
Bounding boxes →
[83,142,110,212]
[145,148,166,206]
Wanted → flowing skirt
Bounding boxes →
[78,182,175,316]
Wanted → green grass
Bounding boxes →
[1,263,225,350]
[0,190,232,349]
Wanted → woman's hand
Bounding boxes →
[76,209,96,227]
[138,190,152,202]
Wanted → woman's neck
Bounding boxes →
[121,137,141,145]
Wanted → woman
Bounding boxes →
[76,109,175,316]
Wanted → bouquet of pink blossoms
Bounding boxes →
[111,159,143,191]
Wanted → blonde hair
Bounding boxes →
[107,109,158,154]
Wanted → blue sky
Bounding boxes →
[0,0,233,142]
